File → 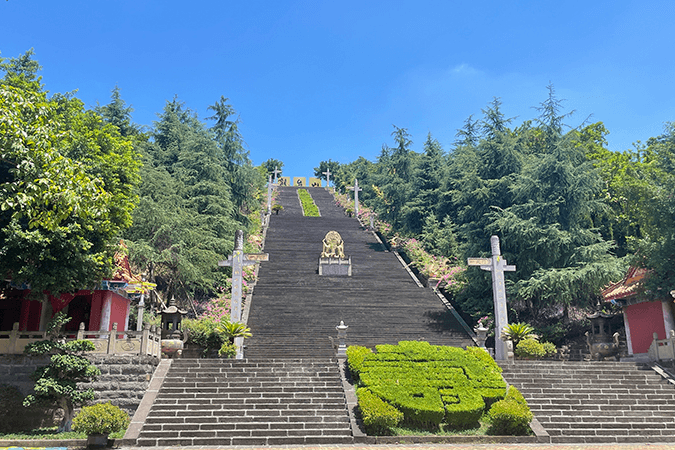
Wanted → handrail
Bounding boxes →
[0,321,161,357]
[648,330,675,362]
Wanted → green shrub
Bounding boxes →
[182,317,224,356]
[542,341,557,358]
[442,389,484,429]
[487,387,532,436]
[356,388,403,434]
[346,345,372,380]
[350,341,518,433]
[371,385,445,430]
[504,385,528,405]
[515,338,545,359]
[298,189,320,216]
[72,402,130,436]
[218,342,237,358]
[23,312,101,432]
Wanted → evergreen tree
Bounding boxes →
[487,91,624,321]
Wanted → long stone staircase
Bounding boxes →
[245,186,473,358]
[132,186,473,446]
[501,360,675,444]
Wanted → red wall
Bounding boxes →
[110,294,130,331]
[626,301,666,354]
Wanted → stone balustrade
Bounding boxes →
[0,321,161,357]
[648,329,675,361]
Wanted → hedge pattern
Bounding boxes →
[348,341,507,431]
[297,189,320,216]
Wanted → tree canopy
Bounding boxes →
[0,51,142,295]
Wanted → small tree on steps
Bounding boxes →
[23,312,101,432]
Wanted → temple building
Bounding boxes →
[0,242,146,334]
[602,266,675,357]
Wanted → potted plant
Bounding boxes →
[72,402,130,448]
[272,203,283,214]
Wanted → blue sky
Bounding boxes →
[2,1,674,178]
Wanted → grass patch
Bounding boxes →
[391,415,492,436]
[0,426,126,440]
[297,189,320,216]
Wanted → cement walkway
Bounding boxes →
[115,444,675,450]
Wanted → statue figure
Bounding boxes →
[321,231,345,259]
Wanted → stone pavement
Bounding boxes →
[114,444,675,450]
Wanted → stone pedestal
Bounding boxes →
[318,257,352,276]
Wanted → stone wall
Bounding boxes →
[83,355,160,414]
[0,354,159,423]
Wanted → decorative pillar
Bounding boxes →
[336,321,348,357]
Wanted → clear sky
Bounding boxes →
[2,1,674,178]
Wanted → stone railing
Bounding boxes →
[0,322,161,357]
[648,330,675,362]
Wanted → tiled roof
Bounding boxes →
[601,266,649,302]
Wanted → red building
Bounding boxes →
[0,243,144,333]
[602,266,675,356]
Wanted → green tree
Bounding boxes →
[314,159,341,185]
[23,312,100,432]
[0,51,142,296]
[261,158,284,178]
[487,90,624,320]
[632,122,675,298]
[125,97,262,306]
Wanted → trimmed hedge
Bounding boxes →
[347,341,509,433]
[487,386,533,435]
[298,189,320,216]
[356,387,403,434]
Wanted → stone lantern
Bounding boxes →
[160,296,187,358]
[586,311,621,361]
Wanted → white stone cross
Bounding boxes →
[347,179,362,216]
[267,174,273,214]
[467,235,515,361]
[218,230,268,323]
[322,168,332,188]
[272,167,282,184]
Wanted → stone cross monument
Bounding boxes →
[218,230,269,359]
[347,179,362,216]
[272,167,281,184]
[322,168,331,188]
[267,174,273,214]
[467,235,515,361]
[218,230,269,323]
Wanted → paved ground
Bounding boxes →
[6,445,675,450]
[113,445,675,450]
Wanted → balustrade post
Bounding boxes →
[141,323,150,356]
[77,322,85,340]
[9,322,19,354]
[109,323,118,354]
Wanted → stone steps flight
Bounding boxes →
[135,358,353,447]
[501,360,675,444]
[244,186,473,359]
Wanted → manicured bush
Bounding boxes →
[72,402,130,436]
[442,389,484,429]
[346,345,372,380]
[356,388,403,434]
[371,385,445,430]
[348,341,508,434]
[487,386,532,436]
[515,338,545,359]
[297,189,320,216]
